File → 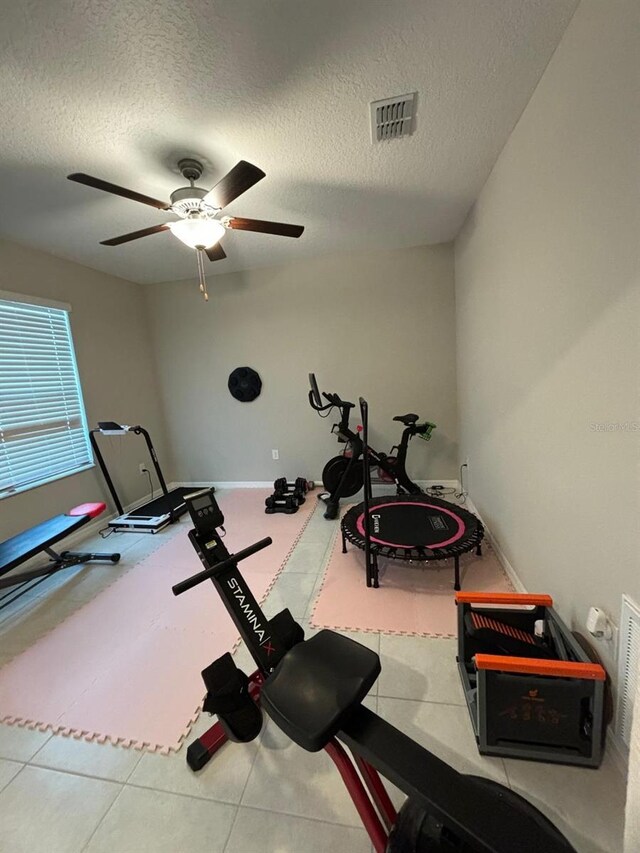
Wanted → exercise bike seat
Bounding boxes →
[393,413,419,425]
[260,630,380,752]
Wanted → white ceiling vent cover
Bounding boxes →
[370,93,416,142]
[617,594,640,747]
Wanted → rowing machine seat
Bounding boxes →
[393,413,419,425]
[260,630,380,752]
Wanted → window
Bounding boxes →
[0,292,93,498]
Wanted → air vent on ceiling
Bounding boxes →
[617,594,640,747]
[370,93,416,143]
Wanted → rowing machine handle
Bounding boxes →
[172,537,273,596]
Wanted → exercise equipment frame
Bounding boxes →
[341,398,484,589]
[0,502,120,613]
[456,592,607,767]
[172,488,574,853]
[89,422,197,533]
[308,373,435,519]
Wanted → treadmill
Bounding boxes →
[89,422,206,533]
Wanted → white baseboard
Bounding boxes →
[415,479,460,489]
[59,514,117,550]
[170,479,461,492]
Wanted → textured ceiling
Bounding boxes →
[0,0,577,283]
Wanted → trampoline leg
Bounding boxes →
[476,543,482,556]
[342,529,347,554]
[454,556,460,592]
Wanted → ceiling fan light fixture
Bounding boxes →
[169,218,225,249]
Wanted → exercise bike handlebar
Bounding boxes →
[172,537,273,596]
[308,375,355,415]
[323,391,355,410]
[307,389,347,413]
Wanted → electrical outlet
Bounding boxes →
[272,449,279,460]
[139,463,148,475]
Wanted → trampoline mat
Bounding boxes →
[342,494,483,561]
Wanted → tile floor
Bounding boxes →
[0,497,627,852]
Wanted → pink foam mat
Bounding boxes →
[310,526,513,638]
[0,489,316,752]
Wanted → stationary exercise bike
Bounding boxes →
[309,373,436,519]
[172,489,575,853]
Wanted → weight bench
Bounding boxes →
[0,502,120,613]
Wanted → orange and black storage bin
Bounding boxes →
[456,592,607,767]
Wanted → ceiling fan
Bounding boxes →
[67,158,304,300]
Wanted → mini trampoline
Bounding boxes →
[341,494,484,589]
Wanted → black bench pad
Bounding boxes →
[0,514,87,576]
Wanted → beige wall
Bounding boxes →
[145,244,458,484]
[454,0,639,676]
[0,240,170,539]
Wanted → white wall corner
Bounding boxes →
[606,727,629,777]
[463,495,527,593]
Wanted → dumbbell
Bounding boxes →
[274,477,312,501]
[276,477,312,494]
[265,493,299,514]
[273,478,306,505]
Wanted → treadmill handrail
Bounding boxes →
[89,423,171,517]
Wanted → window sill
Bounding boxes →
[0,463,96,501]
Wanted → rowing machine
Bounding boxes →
[172,489,574,853]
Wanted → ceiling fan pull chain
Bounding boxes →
[196,248,209,301]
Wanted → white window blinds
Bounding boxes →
[0,294,92,498]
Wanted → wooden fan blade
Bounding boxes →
[100,224,170,246]
[205,243,227,261]
[68,173,170,210]
[202,161,265,209]
[226,217,304,238]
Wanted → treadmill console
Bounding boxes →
[97,421,129,435]
[185,488,224,537]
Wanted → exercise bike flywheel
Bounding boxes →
[321,455,364,498]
